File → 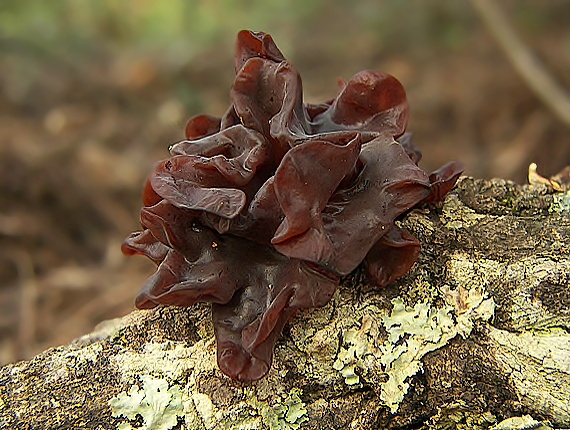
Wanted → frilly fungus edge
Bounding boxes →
[122,30,464,381]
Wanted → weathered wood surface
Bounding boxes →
[1,177,569,430]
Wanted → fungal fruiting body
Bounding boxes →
[123,30,464,381]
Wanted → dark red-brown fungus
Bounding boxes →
[122,30,464,381]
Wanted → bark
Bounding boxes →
[1,177,569,430]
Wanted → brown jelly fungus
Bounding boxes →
[122,30,464,381]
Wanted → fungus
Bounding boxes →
[123,30,464,381]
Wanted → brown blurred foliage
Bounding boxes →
[1,0,569,365]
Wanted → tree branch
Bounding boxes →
[470,0,570,128]
[1,177,569,429]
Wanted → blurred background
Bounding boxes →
[1,0,569,365]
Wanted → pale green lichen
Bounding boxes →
[266,388,309,429]
[549,191,570,213]
[109,375,184,430]
[333,258,495,413]
[109,335,311,429]
[332,314,382,386]
[424,405,554,430]
[226,387,309,430]
[278,389,308,427]
[191,392,214,428]
[378,272,495,413]
[489,415,553,430]
[378,298,456,412]
[330,250,569,421]
[110,339,217,429]
[421,401,497,430]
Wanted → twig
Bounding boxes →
[470,0,570,128]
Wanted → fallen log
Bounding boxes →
[1,177,569,429]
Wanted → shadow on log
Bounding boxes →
[1,177,569,429]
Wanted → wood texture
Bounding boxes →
[1,177,569,430]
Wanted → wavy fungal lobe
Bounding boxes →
[123,30,464,381]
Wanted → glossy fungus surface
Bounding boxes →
[123,30,464,381]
